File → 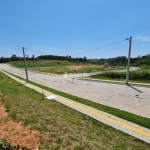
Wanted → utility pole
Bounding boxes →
[22,47,29,83]
[126,37,133,84]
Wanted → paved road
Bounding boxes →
[0,64,150,118]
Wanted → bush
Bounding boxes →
[92,72,126,79]
[140,65,150,70]
[91,71,150,81]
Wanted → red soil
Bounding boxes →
[0,105,40,150]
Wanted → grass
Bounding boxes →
[0,71,150,149]
[80,77,150,88]
[90,71,150,83]
[4,70,150,130]
[8,60,93,68]
[28,65,105,74]
[7,60,126,74]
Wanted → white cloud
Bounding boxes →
[136,36,150,42]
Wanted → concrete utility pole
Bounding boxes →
[22,47,29,83]
[126,37,133,84]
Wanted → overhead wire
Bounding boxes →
[24,48,50,55]
[24,38,127,57]
[71,39,127,56]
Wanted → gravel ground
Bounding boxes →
[1,64,150,118]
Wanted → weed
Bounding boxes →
[0,127,15,149]
[9,111,17,119]
[0,135,13,149]
[24,119,30,126]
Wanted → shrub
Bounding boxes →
[91,71,150,81]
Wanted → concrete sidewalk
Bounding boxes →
[1,69,150,144]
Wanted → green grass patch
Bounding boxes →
[1,71,150,149]
[90,71,150,82]
[8,60,92,68]
[3,70,150,130]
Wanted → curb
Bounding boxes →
[79,78,150,87]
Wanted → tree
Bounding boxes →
[11,54,17,58]
[68,56,71,61]
[84,56,87,62]
[11,54,17,61]
[32,55,35,60]
[66,55,68,60]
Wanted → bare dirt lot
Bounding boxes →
[0,64,150,118]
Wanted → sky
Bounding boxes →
[0,0,150,59]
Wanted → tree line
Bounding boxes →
[89,54,150,66]
[0,54,87,63]
[0,54,149,67]
[39,55,87,62]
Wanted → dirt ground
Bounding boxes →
[0,104,40,150]
[0,104,7,118]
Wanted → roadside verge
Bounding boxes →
[1,69,150,144]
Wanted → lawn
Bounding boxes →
[0,71,150,149]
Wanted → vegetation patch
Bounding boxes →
[0,71,150,149]
[7,60,126,74]
[4,70,150,130]
[90,71,150,82]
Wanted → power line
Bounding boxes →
[24,38,126,57]
[25,48,50,55]
[72,39,127,56]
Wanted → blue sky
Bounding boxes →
[0,0,150,59]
